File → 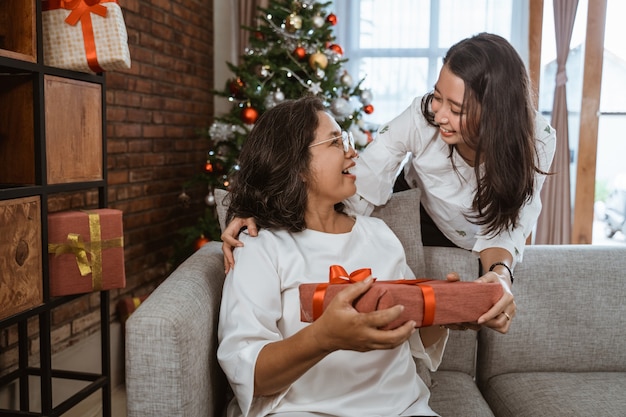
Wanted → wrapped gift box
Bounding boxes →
[48,209,125,296]
[117,294,148,326]
[42,0,131,74]
[0,197,43,320]
[300,265,503,330]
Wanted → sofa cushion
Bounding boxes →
[371,188,424,276]
[478,245,626,384]
[429,371,495,417]
[481,371,626,417]
[215,188,229,232]
[216,188,425,276]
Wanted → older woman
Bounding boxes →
[217,96,448,417]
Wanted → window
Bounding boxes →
[333,0,529,126]
[536,0,626,243]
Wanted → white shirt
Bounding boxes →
[217,215,448,417]
[346,96,556,265]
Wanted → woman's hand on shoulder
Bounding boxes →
[311,277,416,353]
[221,217,258,273]
[475,270,516,334]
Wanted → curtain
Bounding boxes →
[535,0,579,244]
[233,0,269,62]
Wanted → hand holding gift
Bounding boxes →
[300,265,503,330]
[304,271,417,353]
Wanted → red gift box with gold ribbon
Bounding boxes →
[299,265,503,330]
[48,209,126,296]
[42,0,131,74]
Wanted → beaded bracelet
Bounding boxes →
[489,262,514,285]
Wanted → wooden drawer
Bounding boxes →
[45,75,103,184]
[0,196,43,320]
[0,0,36,63]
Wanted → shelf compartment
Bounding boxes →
[0,0,37,63]
[0,196,43,321]
[0,72,36,187]
[44,75,103,184]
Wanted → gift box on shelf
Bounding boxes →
[299,265,503,330]
[117,294,148,326]
[0,197,43,320]
[42,0,131,74]
[48,208,125,296]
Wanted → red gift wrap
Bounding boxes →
[299,265,503,330]
[48,209,125,296]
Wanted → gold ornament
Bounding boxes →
[309,51,328,70]
[285,13,303,33]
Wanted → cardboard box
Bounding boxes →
[48,209,125,296]
[0,197,43,320]
[42,0,131,74]
[300,265,503,330]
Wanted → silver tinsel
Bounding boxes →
[209,121,246,141]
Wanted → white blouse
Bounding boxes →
[217,215,448,417]
[346,96,556,266]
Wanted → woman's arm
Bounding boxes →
[350,97,426,209]
[475,247,516,334]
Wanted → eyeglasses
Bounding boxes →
[308,131,355,153]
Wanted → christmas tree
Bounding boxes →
[172,0,374,267]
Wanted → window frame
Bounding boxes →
[333,0,529,125]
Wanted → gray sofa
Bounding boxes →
[125,189,626,416]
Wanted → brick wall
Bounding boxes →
[0,0,214,376]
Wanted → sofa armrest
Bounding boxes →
[125,242,227,417]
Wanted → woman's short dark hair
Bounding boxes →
[226,95,326,232]
[421,32,542,236]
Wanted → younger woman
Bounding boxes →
[221,33,557,334]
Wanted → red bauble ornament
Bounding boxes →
[194,235,210,251]
[254,31,264,41]
[363,104,374,114]
[229,78,245,98]
[213,162,225,175]
[204,161,213,172]
[294,46,306,60]
[242,106,259,124]
[328,44,343,55]
[326,13,337,25]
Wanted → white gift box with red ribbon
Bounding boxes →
[42,0,131,74]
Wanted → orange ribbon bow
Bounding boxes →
[312,265,437,327]
[43,0,120,73]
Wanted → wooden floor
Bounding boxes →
[65,384,126,417]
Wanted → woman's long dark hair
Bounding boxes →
[226,96,326,232]
[421,32,546,236]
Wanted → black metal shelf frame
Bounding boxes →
[0,1,112,415]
